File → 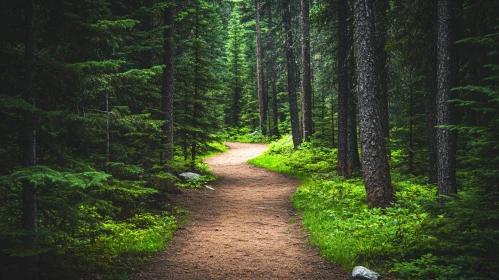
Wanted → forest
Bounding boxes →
[1,0,498,279]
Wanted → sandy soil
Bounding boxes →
[132,142,350,280]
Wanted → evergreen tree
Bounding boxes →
[337,0,348,176]
[301,0,312,142]
[267,0,280,137]
[22,0,38,277]
[255,0,267,135]
[281,0,302,148]
[436,0,457,202]
[174,0,224,166]
[162,0,175,164]
[374,0,389,140]
[225,3,248,127]
[355,0,393,208]
[346,0,361,176]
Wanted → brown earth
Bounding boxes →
[132,142,351,280]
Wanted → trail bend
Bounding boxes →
[133,142,349,280]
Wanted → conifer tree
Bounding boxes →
[162,0,175,163]
[22,0,38,277]
[436,0,457,201]
[267,0,280,137]
[225,4,247,127]
[174,0,224,166]
[301,0,312,142]
[355,0,393,208]
[255,0,267,136]
[374,0,389,140]
[281,0,302,148]
[337,0,348,176]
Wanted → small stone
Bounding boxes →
[352,266,379,280]
[179,172,201,181]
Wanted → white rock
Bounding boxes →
[352,266,379,280]
[205,185,215,190]
[179,172,201,181]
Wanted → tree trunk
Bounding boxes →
[426,68,438,184]
[301,0,312,142]
[331,91,335,147]
[346,0,361,178]
[374,0,389,141]
[409,72,414,173]
[281,0,302,148]
[355,0,393,208]
[233,59,241,127]
[191,1,200,169]
[256,0,267,135]
[337,0,348,176]
[23,0,38,278]
[105,91,110,173]
[162,0,175,163]
[417,0,438,184]
[142,0,155,68]
[436,0,457,202]
[268,1,279,137]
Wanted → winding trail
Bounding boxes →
[133,142,349,279]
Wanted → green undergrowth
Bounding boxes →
[223,127,272,143]
[249,135,499,279]
[200,141,229,159]
[0,141,228,279]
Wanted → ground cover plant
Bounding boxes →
[249,135,499,280]
[223,127,272,143]
[0,141,226,279]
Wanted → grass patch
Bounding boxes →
[248,135,493,278]
[248,155,295,176]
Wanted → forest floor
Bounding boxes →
[132,142,350,280]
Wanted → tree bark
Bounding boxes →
[233,66,241,126]
[267,1,279,137]
[337,0,348,176]
[23,0,38,278]
[426,65,438,184]
[301,0,312,141]
[436,0,457,202]
[346,0,361,178]
[374,0,389,141]
[142,0,155,68]
[162,0,175,163]
[256,0,267,135]
[105,91,110,173]
[414,0,438,184]
[331,92,335,147]
[355,0,393,208]
[191,1,200,169]
[409,72,414,173]
[281,0,302,148]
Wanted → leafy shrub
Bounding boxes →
[0,164,180,279]
[391,253,463,279]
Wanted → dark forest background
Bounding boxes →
[1,0,498,279]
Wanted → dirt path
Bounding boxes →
[133,142,350,279]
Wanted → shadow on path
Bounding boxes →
[132,142,350,280]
